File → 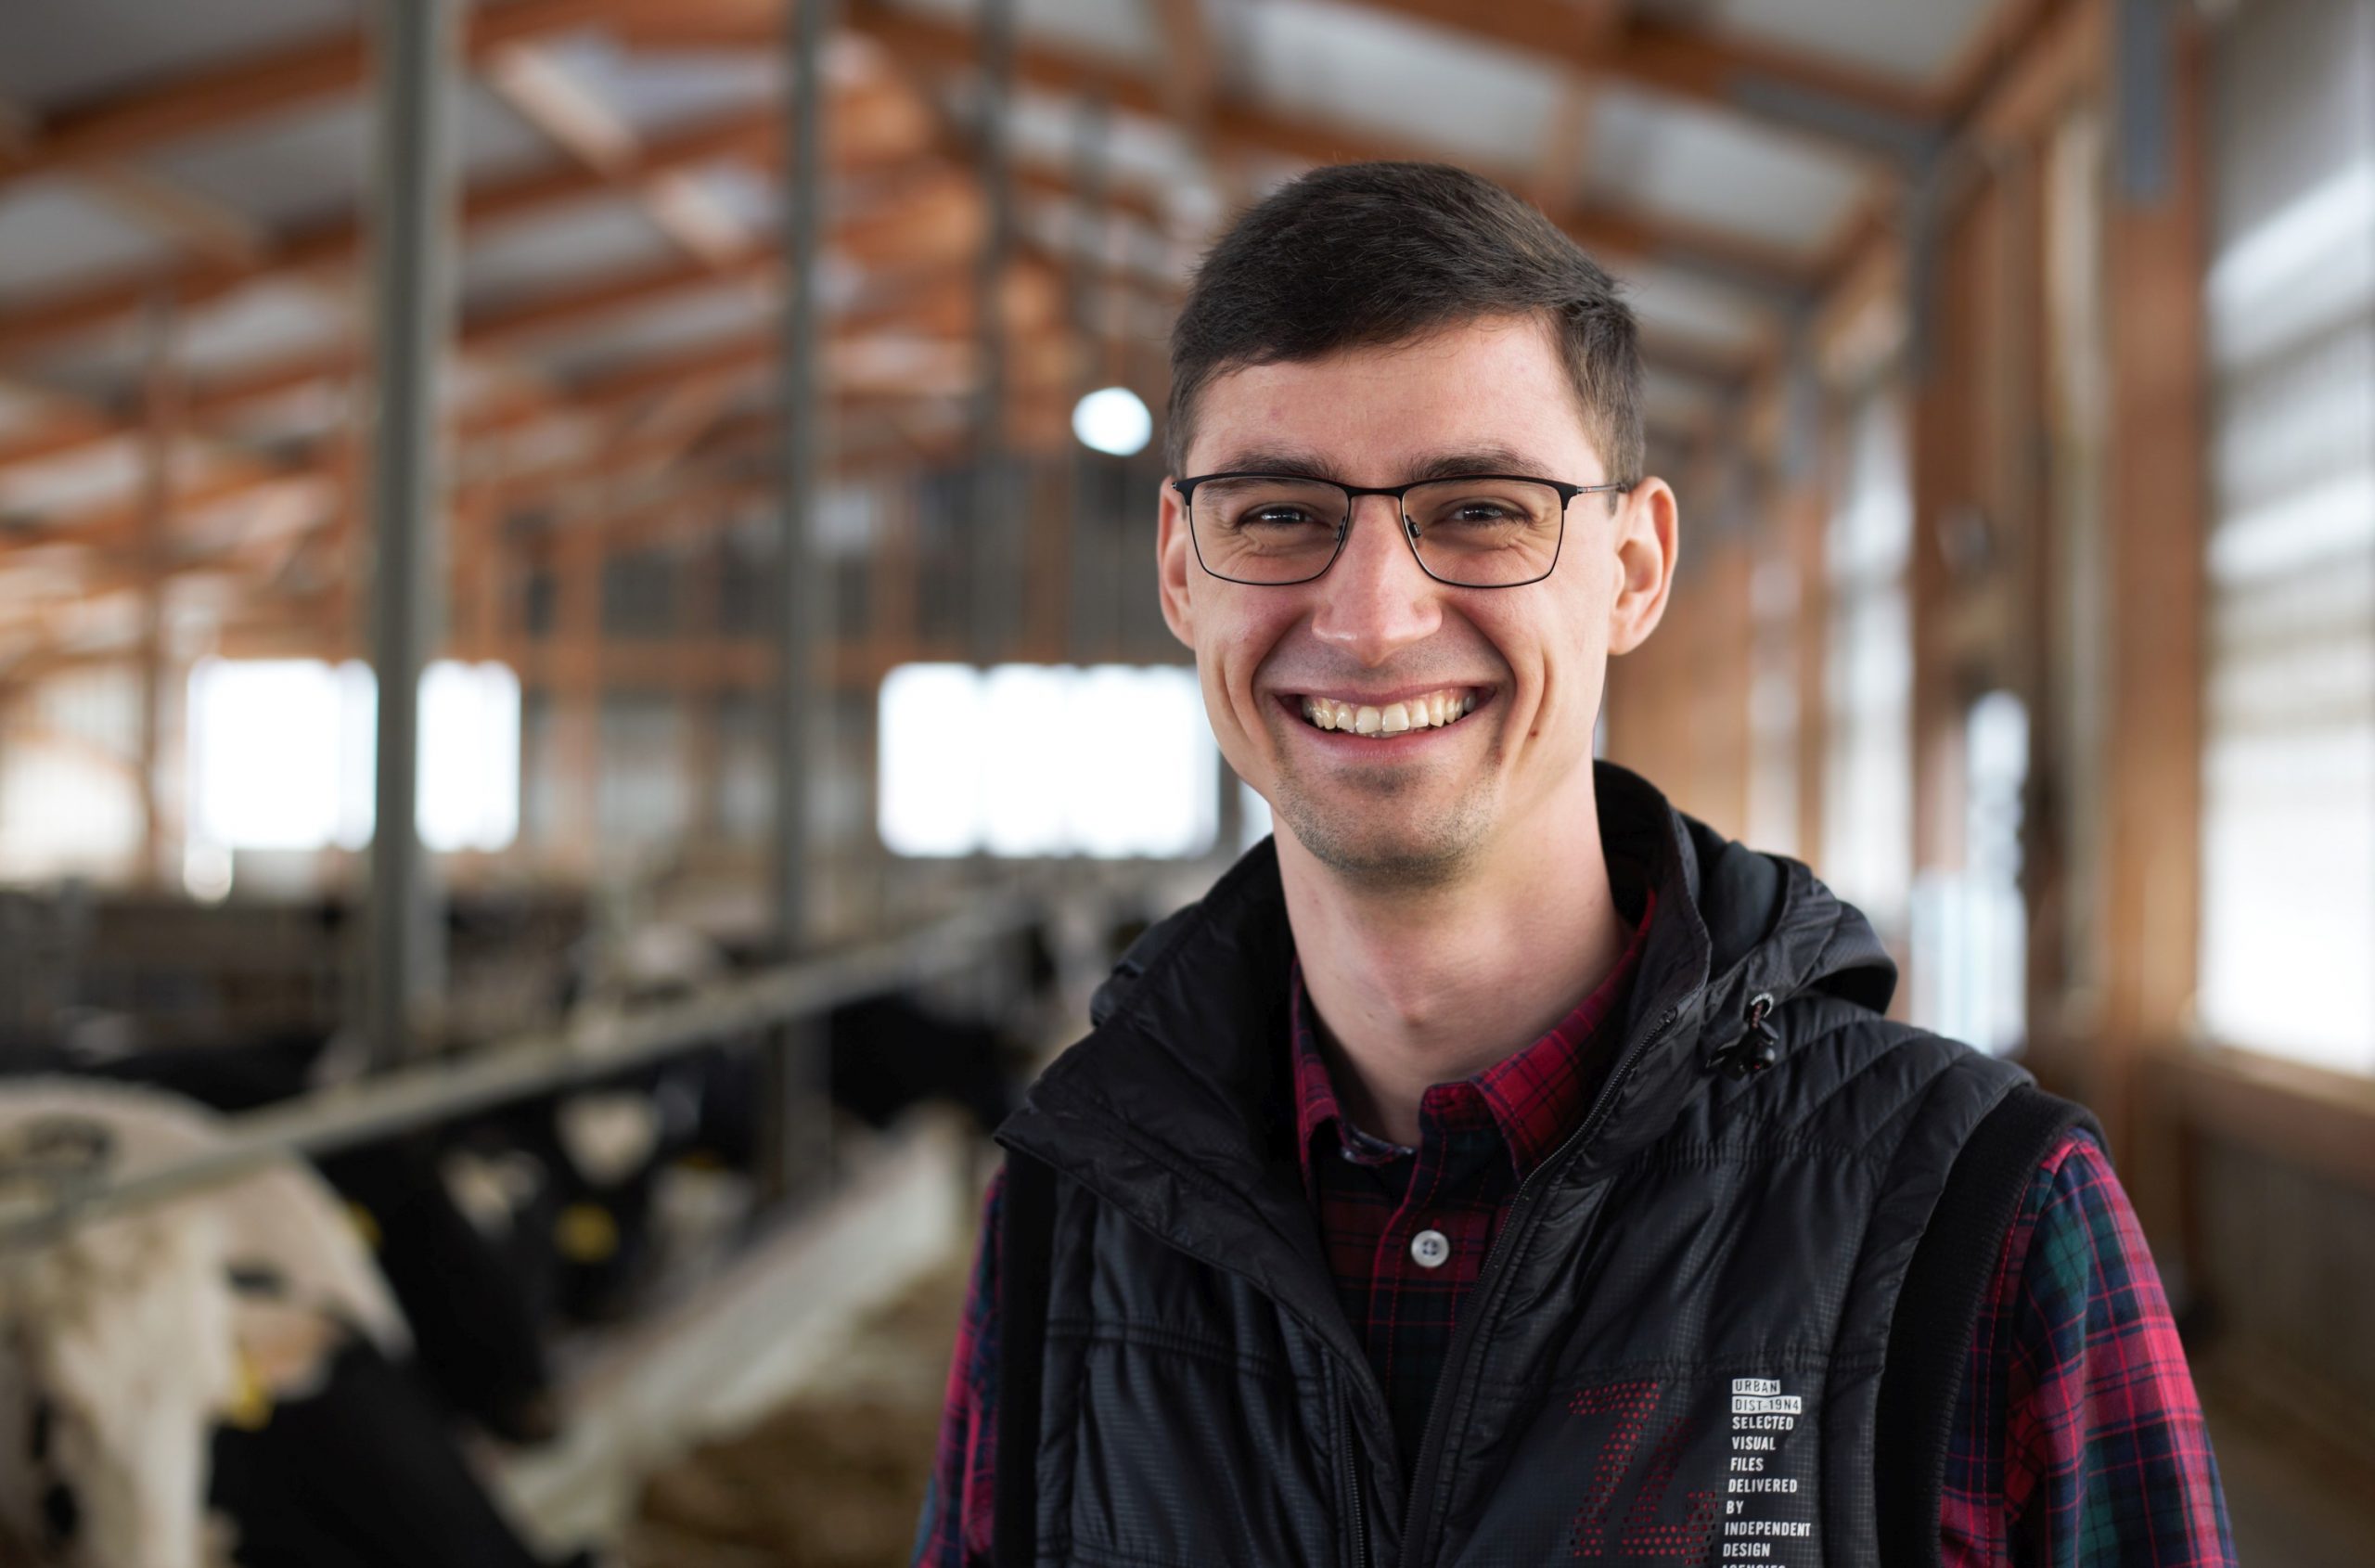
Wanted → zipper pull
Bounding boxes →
[1717,992,1781,1079]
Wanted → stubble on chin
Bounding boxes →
[1268,752,1494,893]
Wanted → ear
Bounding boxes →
[1156,476,1197,649]
[1605,477,1677,657]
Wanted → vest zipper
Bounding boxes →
[1393,1000,1684,1567]
[1347,1426,1370,1568]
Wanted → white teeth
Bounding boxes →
[1299,688,1480,738]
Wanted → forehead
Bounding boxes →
[1182,315,1604,484]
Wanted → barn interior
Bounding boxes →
[0,0,2369,1562]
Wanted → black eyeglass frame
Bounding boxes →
[1171,470,1635,588]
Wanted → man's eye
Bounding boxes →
[1245,507,1322,528]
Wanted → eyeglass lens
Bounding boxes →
[1189,476,1565,586]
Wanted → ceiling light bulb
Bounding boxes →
[1072,385,1152,457]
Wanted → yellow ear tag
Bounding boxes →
[223,1350,274,1432]
[344,1201,382,1253]
[555,1202,620,1263]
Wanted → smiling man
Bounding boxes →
[914,163,2233,1568]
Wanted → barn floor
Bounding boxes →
[490,1114,979,1557]
[618,1247,970,1566]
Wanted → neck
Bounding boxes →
[1277,774,1633,1147]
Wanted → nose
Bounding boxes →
[1307,494,1444,664]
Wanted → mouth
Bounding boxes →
[1287,686,1486,739]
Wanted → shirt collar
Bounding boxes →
[1289,881,1658,1190]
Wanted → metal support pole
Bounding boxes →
[770,0,834,1199]
[136,289,181,892]
[1068,95,1111,661]
[365,0,460,1070]
[775,0,831,961]
[970,0,1019,662]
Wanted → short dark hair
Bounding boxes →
[1165,161,1644,486]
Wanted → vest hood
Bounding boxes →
[997,760,1901,1321]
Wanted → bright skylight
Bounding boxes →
[879,663,1217,858]
[186,659,521,855]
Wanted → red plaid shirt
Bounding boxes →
[915,888,2234,1565]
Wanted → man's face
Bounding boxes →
[1157,314,1675,889]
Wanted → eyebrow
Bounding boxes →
[1198,443,1560,484]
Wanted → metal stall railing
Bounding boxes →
[0,894,1040,1253]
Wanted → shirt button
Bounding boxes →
[1410,1228,1451,1269]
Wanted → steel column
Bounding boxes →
[365,0,460,1070]
[766,0,837,1201]
[970,0,1019,662]
[1068,94,1113,659]
[775,0,832,957]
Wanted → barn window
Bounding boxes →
[1821,387,1915,945]
[877,663,1218,858]
[186,659,521,861]
[2196,0,2375,1074]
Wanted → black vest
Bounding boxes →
[993,762,2094,1568]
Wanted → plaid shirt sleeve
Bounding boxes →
[913,1167,1004,1568]
[1942,1129,2237,1568]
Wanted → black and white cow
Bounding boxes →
[0,1079,584,1568]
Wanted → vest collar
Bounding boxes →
[995,760,1898,1320]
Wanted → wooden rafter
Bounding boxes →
[1147,0,1219,146]
[0,80,934,364]
[0,0,732,186]
[4,257,1071,563]
[484,41,752,267]
[80,163,269,267]
[0,157,992,477]
[841,2,1822,295]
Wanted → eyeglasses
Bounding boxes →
[1172,471,1632,588]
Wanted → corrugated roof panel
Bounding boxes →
[212,381,350,453]
[147,83,561,235]
[531,281,776,381]
[889,0,1161,71]
[1622,260,1773,353]
[1644,0,1997,84]
[533,29,781,140]
[0,179,180,297]
[0,384,54,443]
[144,99,376,233]
[19,315,151,409]
[1589,86,1863,252]
[462,195,679,313]
[1230,0,1562,171]
[687,160,780,236]
[178,283,347,379]
[1004,88,1202,202]
[0,436,148,518]
[0,0,352,115]
[457,77,576,182]
[1641,364,1723,431]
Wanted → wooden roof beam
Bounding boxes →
[78,162,268,267]
[0,77,934,365]
[828,0,1932,174]
[843,3,1822,298]
[484,41,753,267]
[2,262,1069,559]
[1148,0,1220,147]
[0,156,989,474]
[0,0,743,187]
